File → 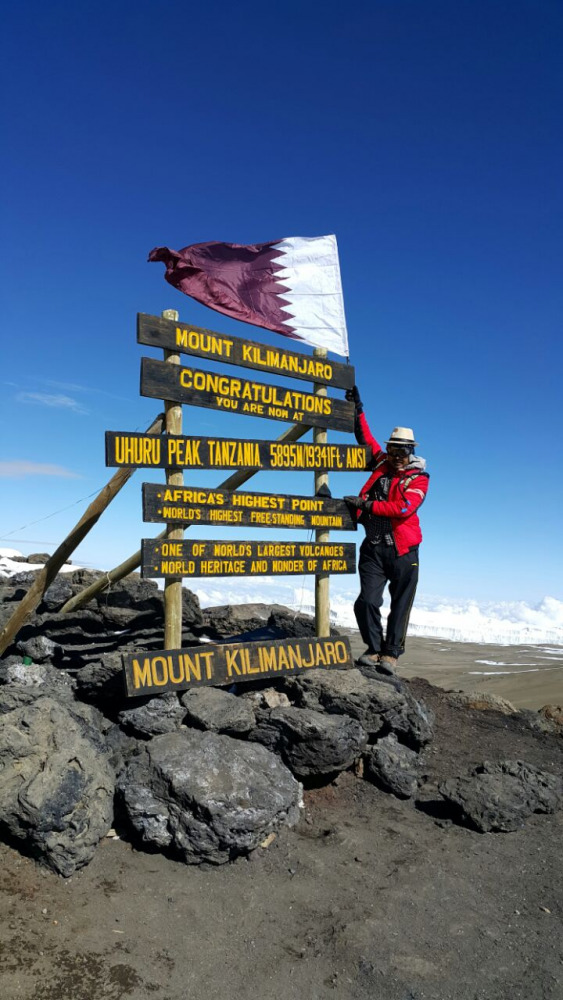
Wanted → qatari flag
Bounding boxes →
[148,234,349,357]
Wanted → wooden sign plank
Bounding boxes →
[137,313,356,390]
[105,431,369,472]
[141,539,356,579]
[122,635,354,697]
[142,483,357,531]
[140,357,354,432]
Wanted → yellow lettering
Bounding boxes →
[151,655,168,686]
[132,657,151,689]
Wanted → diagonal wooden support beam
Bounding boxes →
[0,412,166,656]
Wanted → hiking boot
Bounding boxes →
[356,651,381,667]
[378,656,398,675]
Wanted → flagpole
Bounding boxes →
[313,348,330,637]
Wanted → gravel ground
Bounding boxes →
[1,668,562,1000]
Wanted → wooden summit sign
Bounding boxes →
[141,539,356,579]
[106,432,369,471]
[142,483,357,531]
[122,635,354,697]
[140,357,354,432]
[137,313,356,389]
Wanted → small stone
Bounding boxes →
[181,687,255,735]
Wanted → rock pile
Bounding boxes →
[1,566,561,877]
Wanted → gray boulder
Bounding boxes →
[251,705,367,778]
[439,760,563,833]
[118,692,186,738]
[287,668,433,749]
[118,730,301,864]
[180,687,255,735]
[364,734,421,799]
[74,653,125,706]
[41,576,75,611]
[201,603,274,639]
[0,696,115,876]
[104,724,145,777]
[17,635,62,664]
[0,661,76,714]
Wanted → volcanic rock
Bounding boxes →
[0,696,115,876]
[242,687,292,710]
[287,668,434,749]
[74,653,125,707]
[118,692,186,738]
[17,635,62,664]
[41,576,75,610]
[447,691,517,714]
[364,733,422,799]
[0,660,76,714]
[118,730,301,864]
[250,705,368,778]
[180,687,255,735]
[201,603,274,639]
[439,760,563,832]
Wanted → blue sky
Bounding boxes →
[1,1,561,604]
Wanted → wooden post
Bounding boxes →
[0,412,165,657]
[61,419,315,612]
[161,308,183,649]
[313,347,330,637]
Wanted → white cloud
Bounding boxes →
[16,392,88,414]
[0,461,81,479]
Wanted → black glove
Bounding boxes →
[343,495,370,511]
[345,385,363,413]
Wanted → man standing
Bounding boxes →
[344,386,429,674]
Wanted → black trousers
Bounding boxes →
[354,539,419,658]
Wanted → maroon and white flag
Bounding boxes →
[148,235,349,357]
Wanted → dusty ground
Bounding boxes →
[349,633,563,710]
[1,641,563,1000]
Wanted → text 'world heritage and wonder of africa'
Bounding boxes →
[141,539,356,578]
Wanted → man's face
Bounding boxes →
[386,445,412,471]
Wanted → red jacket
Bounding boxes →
[354,412,429,556]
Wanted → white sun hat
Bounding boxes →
[385,427,418,447]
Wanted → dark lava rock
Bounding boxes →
[364,734,421,799]
[74,653,125,706]
[518,708,563,737]
[287,668,434,749]
[118,692,186,739]
[104,724,145,777]
[267,606,341,638]
[199,602,341,641]
[0,660,76,714]
[180,687,255,735]
[27,552,51,564]
[118,730,301,864]
[17,635,63,664]
[439,760,563,833]
[40,576,75,611]
[201,603,273,639]
[0,696,115,876]
[251,705,367,778]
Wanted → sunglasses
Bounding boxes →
[387,446,413,458]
